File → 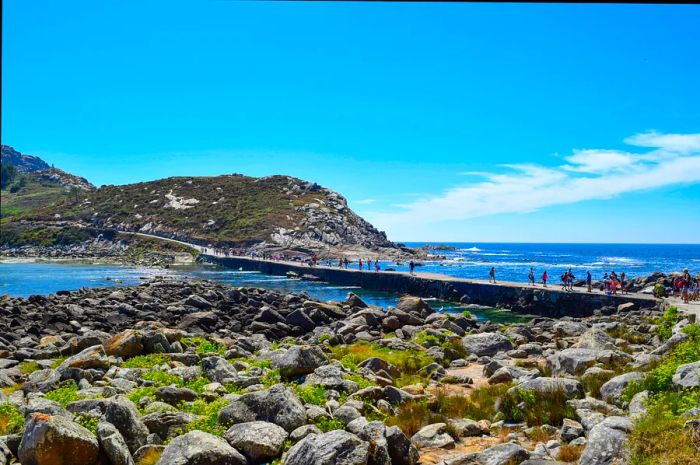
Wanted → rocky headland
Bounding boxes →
[0,278,697,464]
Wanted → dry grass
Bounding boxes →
[527,426,551,443]
[628,410,700,465]
[558,444,585,463]
[135,447,163,465]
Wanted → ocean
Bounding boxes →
[1,243,697,322]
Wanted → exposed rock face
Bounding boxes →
[223,421,288,464]
[97,421,135,465]
[509,377,584,400]
[1,144,50,172]
[578,416,633,465]
[271,345,328,378]
[284,430,369,465]
[599,372,644,405]
[461,333,513,357]
[18,413,99,465]
[156,430,246,465]
[218,384,307,432]
[673,361,700,388]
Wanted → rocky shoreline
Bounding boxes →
[0,278,698,464]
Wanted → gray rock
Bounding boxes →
[629,391,649,420]
[385,425,419,465]
[552,321,588,337]
[508,377,584,400]
[284,430,369,465]
[97,421,135,465]
[410,423,454,449]
[224,421,288,464]
[218,384,306,432]
[559,418,584,442]
[289,424,322,443]
[201,357,238,384]
[599,372,644,405]
[272,345,328,378]
[18,413,99,465]
[105,396,150,454]
[576,328,616,351]
[672,361,700,388]
[156,430,246,465]
[334,405,362,425]
[462,333,513,357]
[448,418,485,437]
[155,385,198,405]
[578,416,632,465]
[546,349,599,376]
[443,442,529,465]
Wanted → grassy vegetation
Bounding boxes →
[180,398,230,436]
[620,308,700,464]
[18,361,41,375]
[45,382,81,407]
[558,444,585,463]
[29,174,330,245]
[330,342,434,387]
[292,384,328,406]
[181,336,227,356]
[123,353,171,369]
[135,447,163,465]
[75,413,100,435]
[314,417,346,432]
[0,171,72,220]
[0,402,24,434]
[499,386,576,426]
[386,384,510,437]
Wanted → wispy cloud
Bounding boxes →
[354,198,376,205]
[368,131,700,231]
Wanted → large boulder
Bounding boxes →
[578,416,632,465]
[201,357,238,384]
[284,430,369,465]
[442,442,529,465]
[156,430,246,465]
[105,396,149,454]
[508,377,584,400]
[576,328,616,351]
[218,384,306,432]
[104,329,144,358]
[223,421,288,464]
[599,372,644,405]
[18,413,99,465]
[97,421,134,465]
[410,423,454,449]
[461,333,513,357]
[303,364,358,393]
[547,348,600,376]
[385,425,419,465]
[396,296,434,319]
[673,361,700,388]
[271,345,328,378]
[59,345,110,370]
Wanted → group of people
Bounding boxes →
[489,266,633,295]
[674,269,698,304]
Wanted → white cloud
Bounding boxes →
[354,198,376,205]
[368,131,700,231]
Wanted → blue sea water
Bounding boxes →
[0,261,528,322]
[395,242,700,284]
[1,243,697,322]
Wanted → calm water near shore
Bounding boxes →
[0,261,529,323]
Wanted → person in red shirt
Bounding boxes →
[542,270,548,287]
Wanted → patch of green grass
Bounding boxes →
[123,353,170,369]
[655,306,679,341]
[75,413,99,435]
[181,336,226,356]
[127,386,157,406]
[499,386,576,426]
[45,382,81,407]
[293,384,328,406]
[622,324,700,403]
[314,417,345,432]
[344,373,376,390]
[50,357,67,369]
[414,330,442,347]
[261,368,281,388]
[628,391,700,465]
[330,342,434,387]
[180,398,230,436]
[141,369,211,395]
[0,402,24,434]
[18,361,41,375]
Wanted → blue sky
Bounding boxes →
[3,1,699,243]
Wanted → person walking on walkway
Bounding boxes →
[561,271,569,291]
[489,267,496,284]
[542,270,548,287]
[358,259,363,271]
[586,271,592,292]
[528,268,535,286]
[375,260,380,272]
[409,260,415,275]
[343,257,349,269]
[682,269,692,303]
[620,272,627,295]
